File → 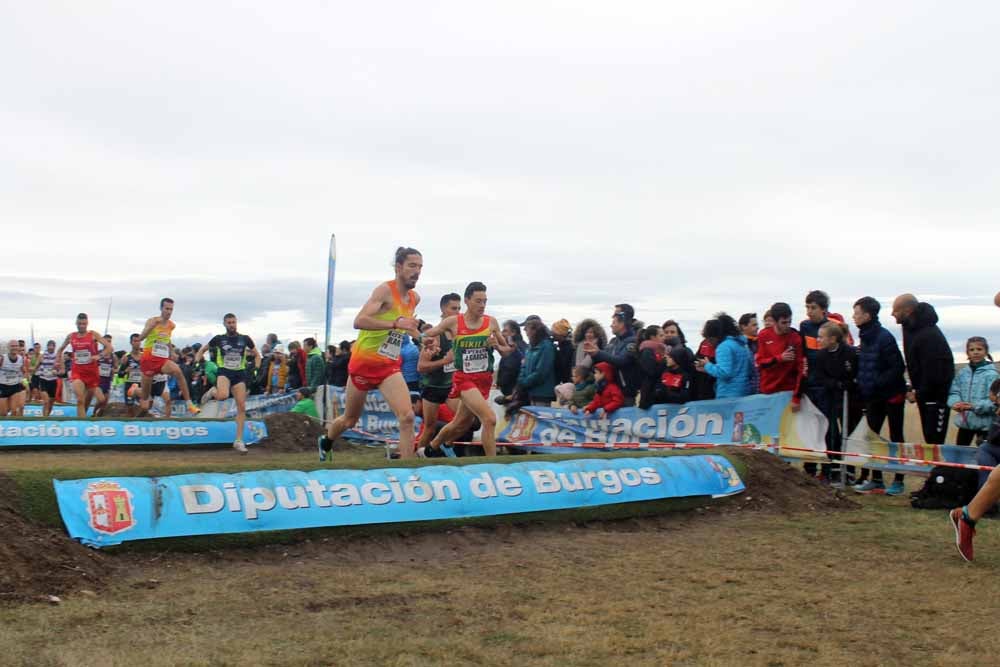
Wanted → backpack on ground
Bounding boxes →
[910,465,979,510]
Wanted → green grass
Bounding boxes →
[4,448,747,552]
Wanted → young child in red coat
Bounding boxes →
[584,362,625,416]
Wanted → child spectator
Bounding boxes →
[976,378,1000,489]
[290,386,319,418]
[583,362,625,416]
[756,302,805,408]
[565,365,597,413]
[815,321,857,484]
[660,345,695,404]
[696,313,752,398]
[948,337,999,446]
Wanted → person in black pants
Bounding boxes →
[892,295,954,445]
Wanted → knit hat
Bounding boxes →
[551,319,571,336]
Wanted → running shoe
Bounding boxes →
[318,436,329,462]
[949,507,976,562]
[233,439,248,454]
[127,384,141,399]
[885,481,906,496]
[186,402,201,416]
[853,480,885,495]
[440,444,457,458]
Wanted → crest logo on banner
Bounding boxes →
[83,481,136,535]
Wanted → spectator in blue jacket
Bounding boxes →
[948,337,999,446]
[852,296,908,495]
[584,304,640,404]
[695,313,752,398]
[518,319,557,406]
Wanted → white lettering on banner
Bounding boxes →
[0,425,80,438]
[522,408,728,444]
[174,466,662,520]
[122,425,210,440]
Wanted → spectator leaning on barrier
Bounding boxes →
[286,341,305,390]
[756,302,805,407]
[696,313,752,399]
[303,337,325,389]
[518,317,557,406]
[551,319,575,384]
[573,318,607,369]
[637,325,669,410]
[894,294,954,445]
[584,361,625,416]
[691,319,719,401]
[327,341,351,387]
[565,365,597,413]
[290,386,320,418]
[800,290,832,478]
[948,337,998,446]
[265,344,289,394]
[852,296,908,495]
[586,304,640,404]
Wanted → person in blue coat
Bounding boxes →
[948,336,999,446]
[518,319,557,405]
[695,313,752,398]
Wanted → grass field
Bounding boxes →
[1,446,995,666]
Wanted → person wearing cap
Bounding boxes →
[290,386,320,418]
[550,318,575,384]
[582,304,640,405]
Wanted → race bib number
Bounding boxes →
[74,349,92,365]
[377,330,403,361]
[0,370,19,385]
[128,369,143,383]
[462,347,489,374]
[223,351,243,370]
[99,363,112,377]
[152,342,170,359]
[443,361,456,374]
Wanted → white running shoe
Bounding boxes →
[233,439,248,454]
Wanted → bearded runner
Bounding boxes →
[55,313,113,418]
[137,297,199,416]
[318,247,423,461]
[195,313,260,453]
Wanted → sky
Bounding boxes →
[3,2,999,356]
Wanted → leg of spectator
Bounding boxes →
[957,428,977,447]
[886,399,906,487]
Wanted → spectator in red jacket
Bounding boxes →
[756,302,806,409]
[584,362,625,416]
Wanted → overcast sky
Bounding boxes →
[3,2,999,355]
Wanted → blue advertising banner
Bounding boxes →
[0,419,267,447]
[23,404,80,417]
[54,455,745,547]
[499,391,828,450]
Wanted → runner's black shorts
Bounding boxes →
[420,384,451,405]
[29,375,40,390]
[0,383,25,399]
[152,380,167,397]
[217,369,248,387]
[37,378,58,399]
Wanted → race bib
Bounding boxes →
[462,347,489,374]
[661,372,684,389]
[74,349,92,365]
[223,351,243,370]
[99,363,112,377]
[38,368,55,381]
[443,361,456,374]
[377,330,403,361]
[152,342,170,359]
[128,369,143,383]
[0,370,19,385]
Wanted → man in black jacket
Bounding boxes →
[584,304,639,405]
[892,294,954,444]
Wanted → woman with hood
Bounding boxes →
[695,313,752,398]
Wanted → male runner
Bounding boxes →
[194,313,260,453]
[422,282,512,457]
[34,340,60,416]
[118,334,146,417]
[93,334,115,416]
[28,342,42,401]
[416,293,462,453]
[317,247,423,461]
[136,298,200,415]
[0,340,30,416]
[55,314,113,418]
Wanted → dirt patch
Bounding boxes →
[0,474,111,604]
[718,448,859,514]
[257,413,368,453]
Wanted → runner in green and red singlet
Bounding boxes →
[318,247,423,460]
[421,281,512,457]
